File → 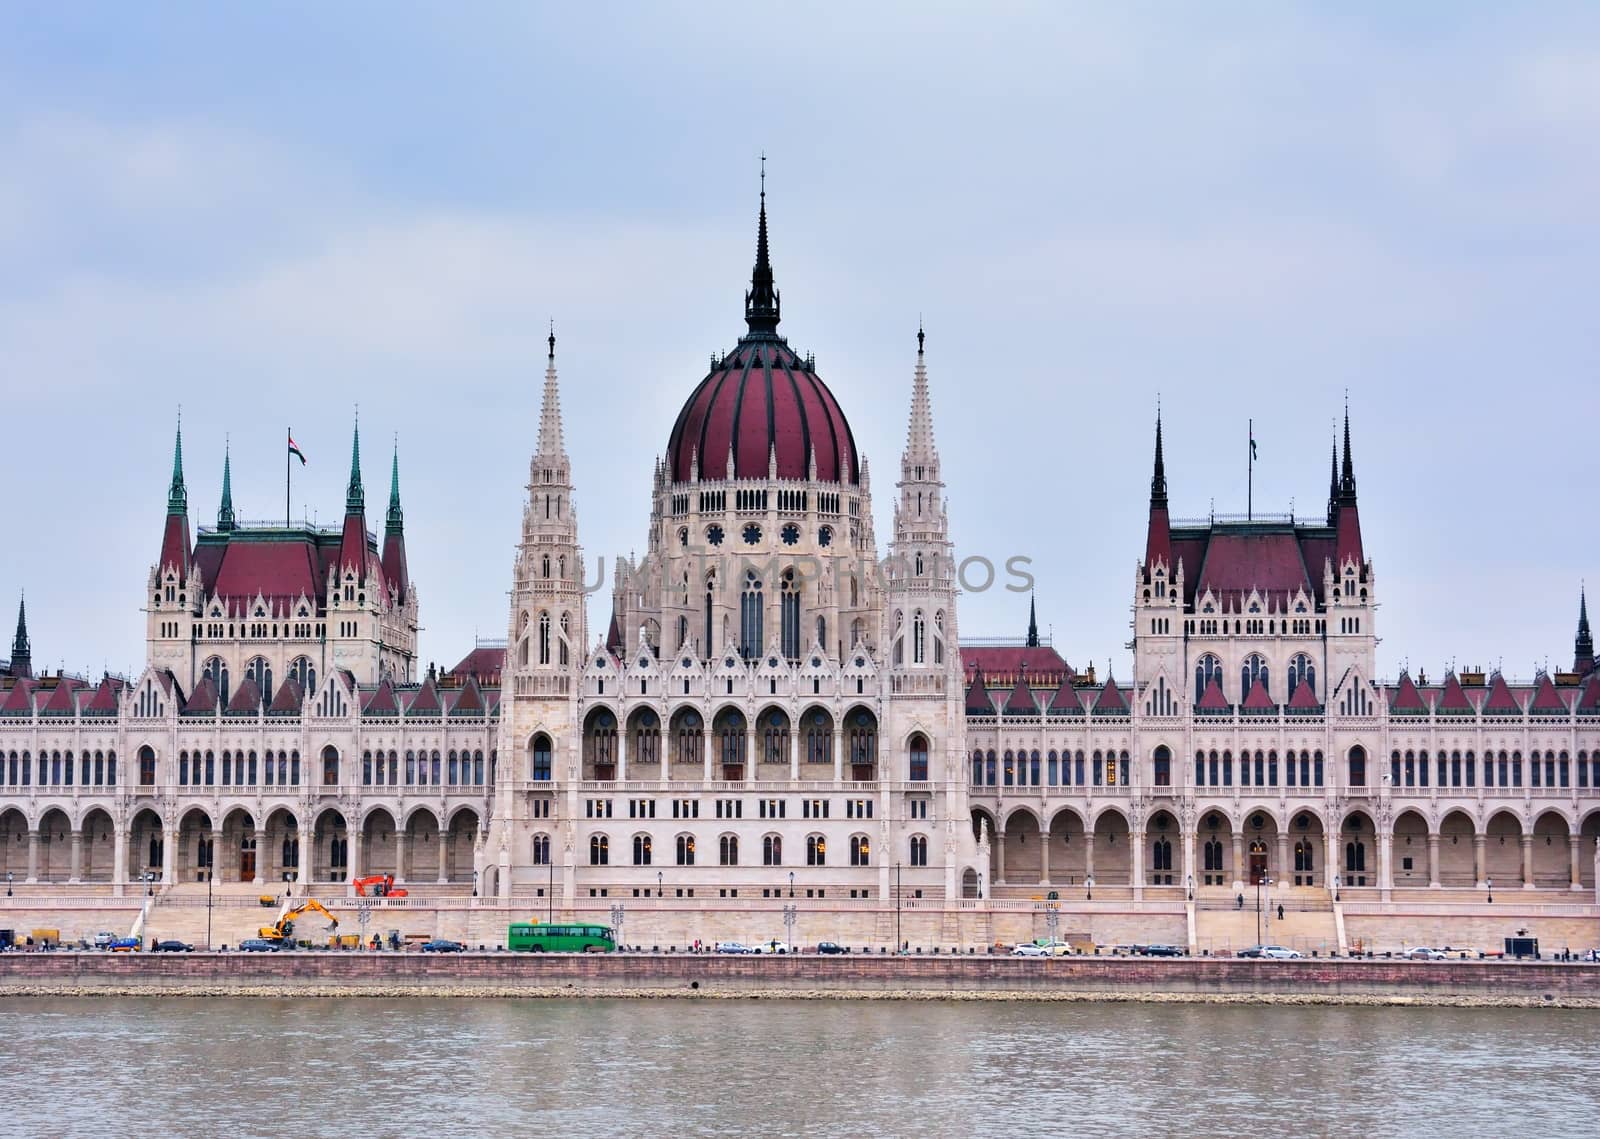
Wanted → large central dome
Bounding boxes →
[664,190,860,486]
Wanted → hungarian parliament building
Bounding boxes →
[2,193,1598,907]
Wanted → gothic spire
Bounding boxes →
[902,323,938,470]
[217,439,235,532]
[10,594,30,678]
[1327,432,1339,522]
[1576,585,1594,674]
[386,439,403,532]
[536,325,568,463]
[1150,410,1168,509]
[346,417,365,514]
[167,416,187,514]
[743,159,780,337]
[1339,399,1357,502]
[1026,591,1039,649]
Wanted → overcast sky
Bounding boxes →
[3,3,1597,684]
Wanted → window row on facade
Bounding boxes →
[548,831,933,868]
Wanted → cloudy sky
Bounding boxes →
[3,2,1597,684]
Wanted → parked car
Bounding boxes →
[1032,939,1072,956]
[751,940,791,955]
[1011,942,1049,957]
[1261,945,1303,959]
[91,931,119,950]
[1236,945,1266,958]
[816,941,849,955]
[1404,946,1446,961]
[714,941,752,954]
[152,940,194,952]
[238,938,281,952]
[421,939,465,953]
[1140,944,1184,957]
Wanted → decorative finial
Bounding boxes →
[917,321,925,354]
[548,319,555,358]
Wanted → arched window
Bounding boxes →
[676,834,695,866]
[1287,654,1315,701]
[912,611,926,664]
[589,835,609,865]
[1241,654,1268,700]
[806,834,827,866]
[847,709,877,778]
[538,612,551,665]
[532,834,551,865]
[322,746,339,786]
[246,657,272,702]
[850,834,871,866]
[1153,745,1171,787]
[760,710,789,766]
[780,569,800,660]
[740,570,764,659]
[531,734,553,781]
[763,834,782,866]
[139,746,156,786]
[288,656,316,694]
[203,657,230,704]
[1151,838,1173,872]
[1194,654,1222,703]
[909,834,928,867]
[633,834,652,865]
[719,834,739,865]
[908,733,929,781]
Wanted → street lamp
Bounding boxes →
[471,869,478,898]
[206,863,214,950]
[1255,875,1272,945]
[1085,874,1093,902]
[1333,873,1341,904]
[783,903,797,951]
[895,861,903,953]
[609,903,625,951]
[6,871,11,897]
[1186,874,1194,902]
[788,870,794,899]
[977,872,984,900]
[1486,876,1493,904]
[657,870,663,898]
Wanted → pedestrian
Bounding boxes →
[1235,892,1243,910]
[1277,903,1284,921]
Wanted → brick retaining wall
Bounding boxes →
[3,952,1598,1001]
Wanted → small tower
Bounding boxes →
[9,595,31,679]
[217,441,236,533]
[1576,587,1594,675]
[382,442,410,605]
[1026,591,1040,649]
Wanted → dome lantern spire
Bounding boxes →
[743,154,781,337]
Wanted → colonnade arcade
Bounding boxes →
[971,804,1600,895]
[0,802,481,887]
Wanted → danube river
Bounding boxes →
[9,997,1597,1135]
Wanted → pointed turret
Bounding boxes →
[1326,435,1339,524]
[157,417,192,578]
[9,594,31,679]
[1143,412,1172,578]
[1026,592,1039,649]
[1576,586,1594,674]
[217,440,235,533]
[536,328,569,466]
[902,324,938,475]
[381,440,410,603]
[338,419,370,579]
[1335,403,1364,570]
[743,166,781,337]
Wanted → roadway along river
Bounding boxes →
[9,997,1598,1135]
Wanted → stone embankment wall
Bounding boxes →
[2,953,1598,1006]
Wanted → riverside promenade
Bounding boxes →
[3,952,1600,1007]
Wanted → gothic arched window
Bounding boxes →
[1287,654,1315,701]
[780,568,800,660]
[740,570,764,660]
[1241,654,1269,700]
[1194,654,1222,703]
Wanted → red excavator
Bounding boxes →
[351,874,408,898]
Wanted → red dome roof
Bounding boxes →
[667,340,859,484]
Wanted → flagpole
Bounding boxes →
[286,426,292,528]
[1247,418,1253,522]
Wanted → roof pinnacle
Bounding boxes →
[1150,408,1168,509]
[386,437,403,531]
[167,413,187,514]
[743,158,780,337]
[345,415,365,514]
[217,437,235,532]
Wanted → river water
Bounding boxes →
[6,997,1597,1136]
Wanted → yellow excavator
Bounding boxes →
[259,898,339,943]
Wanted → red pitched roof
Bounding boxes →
[39,679,82,715]
[209,538,322,611]
[1004,676,1038,716]
[1241,679,1275,710]
[1047,674,1084,715]
[1579,676,1600,714]
[1196,531,1311,607]
[267,677,303,714]
[449,646,504,686]
[960,646,1069,683]
[182,675,219,715]
[225,676,262,715]
[0,678,37,714]
[964,670,995,715]
[1438,672,1475,714]
[1093,677,1129,714]
[407,674,442,715]
[1390,672,1427,713]
[363,678,399,715]
[1528,673,1567,714]
[1483,673,1522,715]
[1287,678,1321,710]
[1196,676,1230,711]
[84,677,123,715]
[451,675,486,716]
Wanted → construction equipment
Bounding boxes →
[259,898,340,943]
[351,874,408,898]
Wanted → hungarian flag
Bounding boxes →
[1249,431,1257,461]
[289,436,307,465]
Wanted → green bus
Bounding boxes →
[507,923,615,953]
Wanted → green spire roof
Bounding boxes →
[346,419,365,513]
[217,440,235,532]
[386,440,403,531]
[167,418,187,514]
